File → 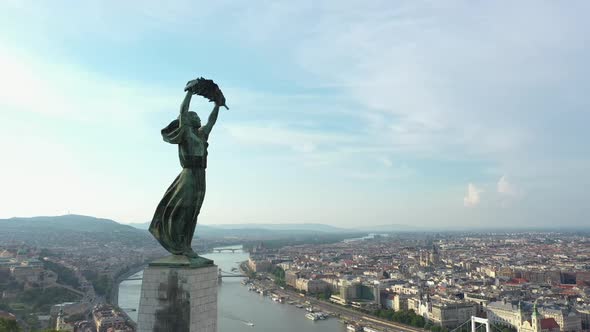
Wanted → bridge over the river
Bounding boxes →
[212,248,241,253]
[218,269,246,278]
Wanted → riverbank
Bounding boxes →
[245,276,424,332]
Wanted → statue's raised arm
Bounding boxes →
[200,101,221,136]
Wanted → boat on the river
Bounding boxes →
[271,295,285,303]
[347,324,364,332]
[347,325,363,331]
[306,312,328,320]
[306,313,319,321]
[243,321,254,327]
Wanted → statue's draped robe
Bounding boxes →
[150,115,208,255]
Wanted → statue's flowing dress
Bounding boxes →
[149,114,208,255]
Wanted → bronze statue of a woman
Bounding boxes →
[149,78,227,262]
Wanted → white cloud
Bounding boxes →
[221,0,589,174]
[498,176,513,195]
[379,157,393,168]
[497,175,523,198]
[464,183,482,207]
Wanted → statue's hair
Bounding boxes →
[161,111,202,141]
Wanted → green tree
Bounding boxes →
[271,267,286,287]
[93,275,112,297]
[42,261,80,289]
[0,318,21,332]
[16,287,81,312]
[271,267,285,279]
[82,270,112,296]
[410,314,426,327]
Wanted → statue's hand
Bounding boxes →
[184,79,198,93]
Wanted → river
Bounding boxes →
[118,245,346,331]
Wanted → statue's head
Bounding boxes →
[162,111,202,142]
[185,111,201,128]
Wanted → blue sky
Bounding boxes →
[1,1,588,228]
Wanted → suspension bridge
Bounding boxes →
[449,317,500,332]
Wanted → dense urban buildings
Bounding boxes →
[248,232,590,332]
[1,230,589,331]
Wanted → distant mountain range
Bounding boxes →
[1,214,139,233]
[1,215,424,237]
[0,215,366,242]
[5,215,579,241]
[205,223,349,232]
[0,214,153,247]
[1,215,421,234]
[129,221,429,234]
[127,221,356,239]
[128,222,350,233]
[357,223,425,232]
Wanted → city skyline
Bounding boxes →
[1,1,589,228]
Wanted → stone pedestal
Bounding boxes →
[137,256,218,332]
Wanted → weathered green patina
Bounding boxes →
[149,79,226,267]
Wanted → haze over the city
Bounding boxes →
[1,1,589,228]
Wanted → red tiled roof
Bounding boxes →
[0,310,16,320]
[505,278,528,285]
[541,318,559,330]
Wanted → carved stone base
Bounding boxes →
[137,262,218,332]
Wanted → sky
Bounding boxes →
[0,1,589,228]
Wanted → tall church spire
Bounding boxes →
[532,301,541,332]
[56,305,65,330]
[532,301,540,318]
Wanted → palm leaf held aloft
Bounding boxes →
[185,77,229,109]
